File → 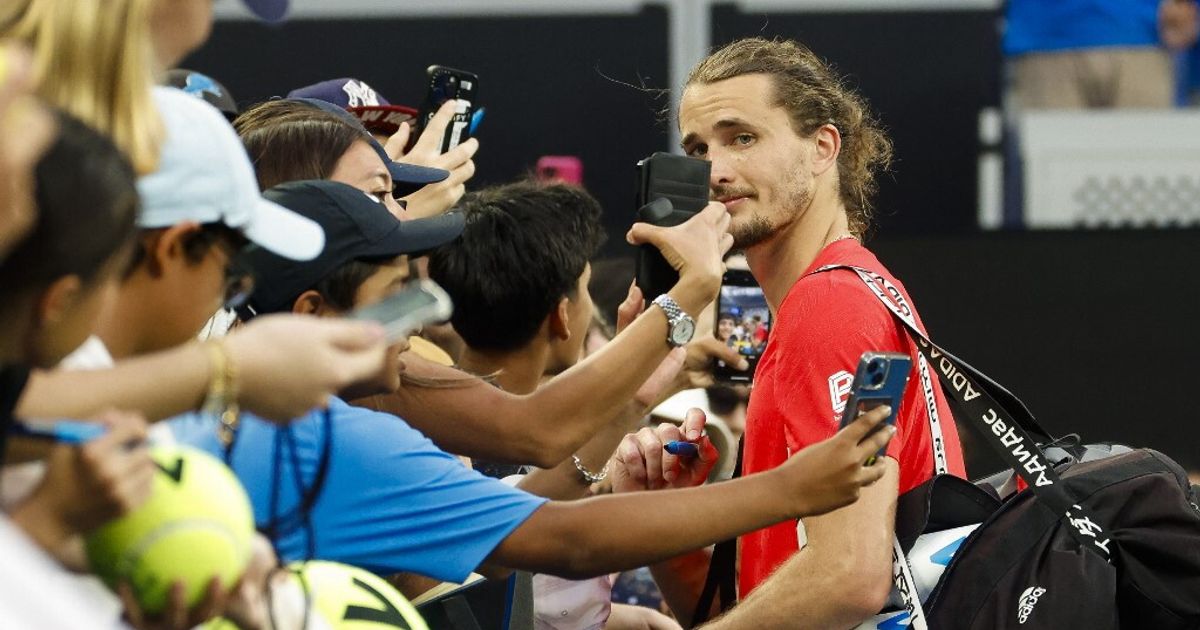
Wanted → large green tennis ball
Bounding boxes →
[85,445,255,616]
[292,560,429,630]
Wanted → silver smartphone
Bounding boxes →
[347,279,454,342]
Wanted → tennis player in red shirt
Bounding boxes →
[612,38,966,628]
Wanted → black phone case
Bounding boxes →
[634,153,711,302]
[417,66,478,153]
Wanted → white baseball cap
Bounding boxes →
[137,87,325,261]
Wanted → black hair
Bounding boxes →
[0,111,138,295]
[428,182,606,352]
[123,222,247,278]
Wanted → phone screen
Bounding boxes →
[714,274,771,382]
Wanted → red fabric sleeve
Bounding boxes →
[770,271,911,462]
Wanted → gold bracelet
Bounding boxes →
[202,340,241,447]
[572,454,609,484]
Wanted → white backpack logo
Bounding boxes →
[1017,586,1046,624]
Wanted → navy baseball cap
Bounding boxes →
[287,78,418,136]
[236,180,464,319]
[289,97,448,198]
[165,69,238,121]
[242,0,288,22]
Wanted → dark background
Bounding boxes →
[190,7,1199,474]
[186,6,674,252]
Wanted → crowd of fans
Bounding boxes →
[0,0,987,628]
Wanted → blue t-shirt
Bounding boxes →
[167,398,547,582]
[1004,0,1162,55]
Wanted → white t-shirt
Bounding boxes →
[0,517,127,629]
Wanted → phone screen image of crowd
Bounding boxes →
[716,284,771,368]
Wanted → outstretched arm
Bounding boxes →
[16,315,389,431]
[378,203,735,467]
[484,407,894,579]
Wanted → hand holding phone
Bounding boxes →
[346,280,454,343]
[633,153,712,303]
[837,352,912,461]
[416,66,479,155]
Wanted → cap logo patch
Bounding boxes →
[183,74,222,99]
[342,80,381,107]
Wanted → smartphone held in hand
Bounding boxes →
[714,269,770,383]
[837,352,912,459]
[632,152,711,303]
[346,279,454,343]
[417,65,479,154]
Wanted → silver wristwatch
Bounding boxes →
[652,294,696,347]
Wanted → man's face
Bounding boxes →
[352,256,411,309]
[344,256,412,396]
[680,74,815,249]
[717,317,736,342]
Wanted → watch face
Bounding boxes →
[671,318,696,346]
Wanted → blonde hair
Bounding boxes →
[2,0,163,175]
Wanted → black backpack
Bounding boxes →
[695,265,1200,629]
[925,447,1200,629]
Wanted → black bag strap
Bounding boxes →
[692,437,743,624]
[815,264,1116,564]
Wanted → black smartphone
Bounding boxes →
[346,280,454,343]
[837,352,912,458]
[417,65,479,154]
[713,269,770,382]
[633,152,711,302]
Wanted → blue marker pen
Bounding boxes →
[10,420,106,444]
[469,107,485,135]
[664,441,699,458]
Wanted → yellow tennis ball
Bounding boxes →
[85,445,255,616]
[291,560,429,630]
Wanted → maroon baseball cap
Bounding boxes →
[287,78,417,136]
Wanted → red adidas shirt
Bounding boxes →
[738,239,965,599]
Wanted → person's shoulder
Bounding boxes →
[326,397,431,449]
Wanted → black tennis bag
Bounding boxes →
[925,447,1200,629]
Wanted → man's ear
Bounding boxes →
[35,275,83,328]
[148,221,203,275]
[291,290,328,316]
[811,123,842,177]
[548,296,572,341]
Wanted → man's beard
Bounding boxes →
[731,214,775,249]
[727,177,812,250]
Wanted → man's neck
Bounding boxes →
[95,286,154,360]
[457,343,550,395]
[746,193,853,314]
